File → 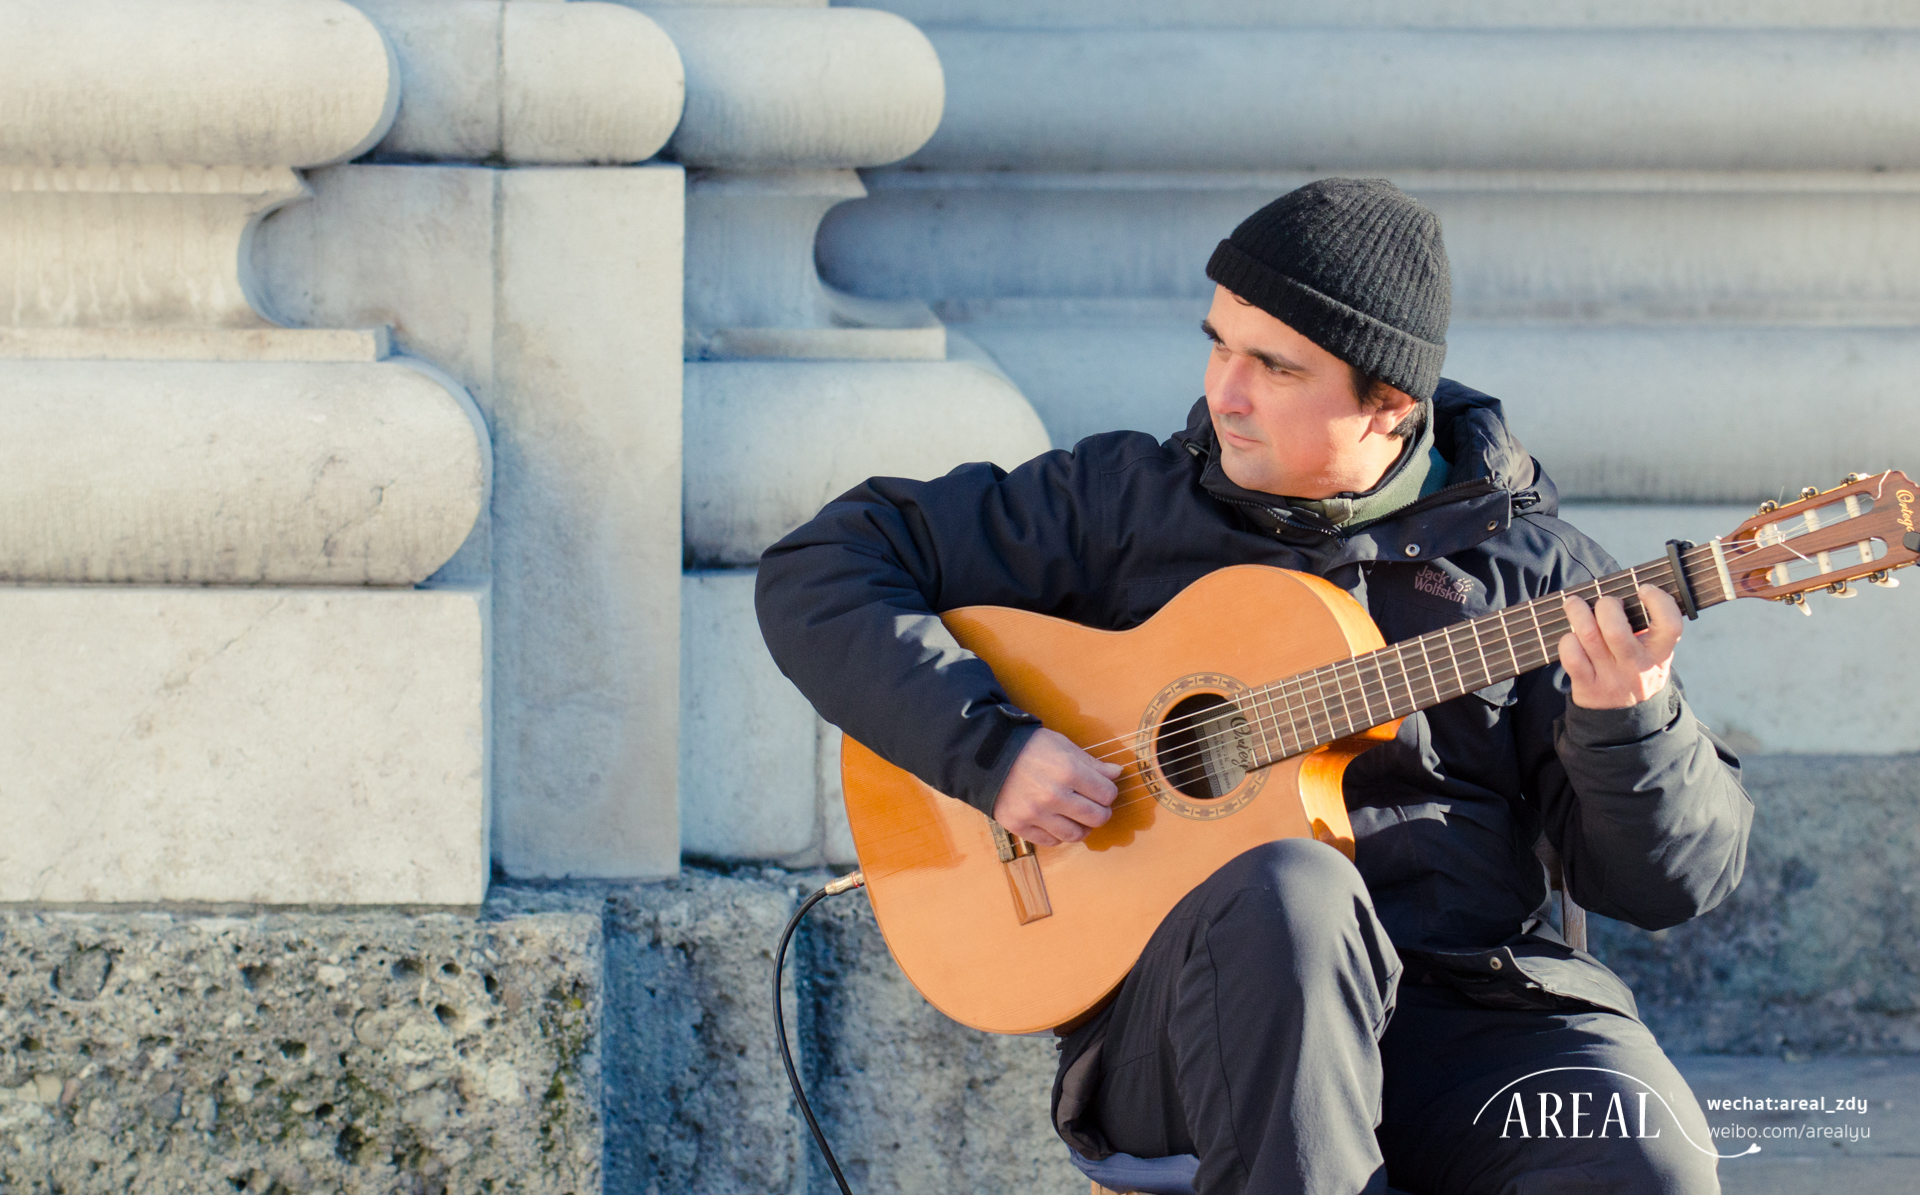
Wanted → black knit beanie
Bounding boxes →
[1205,178,1450,401]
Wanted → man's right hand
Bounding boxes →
[990,727,1124,847]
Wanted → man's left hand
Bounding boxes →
[1558,584,1682,710]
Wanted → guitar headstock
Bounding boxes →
[1717,470,1919,608]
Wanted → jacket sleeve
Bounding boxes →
[1509,536,1754,930]
[754,446,1123,816]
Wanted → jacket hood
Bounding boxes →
[1168,378,1559,562]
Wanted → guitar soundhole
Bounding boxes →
[1155,693,1254,801]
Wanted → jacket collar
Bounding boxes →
[1169,379,1557,564]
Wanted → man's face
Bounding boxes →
[1201,286,1414,499]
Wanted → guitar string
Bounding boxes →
[1066,544,1720,764]
[1075,550,1688,770]
[1101,566,1667,790]
[1068,558,1682,767]
[1107,564,1671,786]
[1108,516,1893,799]
[1078,523,1897,817]
[1089,518,1873,787]
[1062,524,1873,772]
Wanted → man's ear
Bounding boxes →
[1365,385,1419,436]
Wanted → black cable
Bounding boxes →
[774,872,865,1195]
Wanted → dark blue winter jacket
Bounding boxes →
[756,380,1751,1015]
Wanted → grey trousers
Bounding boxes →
[1062,839,1721,1195]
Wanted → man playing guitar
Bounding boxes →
[757,179,1748,1194]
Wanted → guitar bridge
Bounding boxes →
[989,821,1053,924]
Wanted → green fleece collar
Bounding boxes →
[1286,404,1447,528]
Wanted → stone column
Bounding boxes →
[0,0,490,906]
[257,0,691,881]
[641,2,1055,867]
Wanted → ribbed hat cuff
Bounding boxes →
[1206,239,1445,402]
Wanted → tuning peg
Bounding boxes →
[1757,499,1780,514]
[1799,486,1820,500]
[1869,570,1901,588]
[1783,593,1813,615]
[1827,581,1858,598]
[1844,472,1865,485]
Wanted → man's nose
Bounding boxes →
[1209,353,1256,413]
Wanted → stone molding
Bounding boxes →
[868,0,1920,29]
[0,0,399,168]
[684,169,943,359]
[0,165,322,340]
[357,0,686,164]
[909,27,1920,172]
[643,6,943,170]
[0,0,402,353]
[0,359,488,586]
[829,169,1920,324]
[683,356,1052,565]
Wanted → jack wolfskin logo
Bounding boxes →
[1413,565,1475,604]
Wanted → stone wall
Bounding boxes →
[589,869,1077,1195]
[0,906,601,1195]
[1593,754,1920,1056]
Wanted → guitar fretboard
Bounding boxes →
[1236,546,1730,767]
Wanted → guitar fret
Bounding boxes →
[1526,597,1551,669]
[1236,546,1738,772]
[1319,664,1349,740]
[1468,616,1492,692]
[1290,676,1320,749]
[1413,634,1439,708]
[1284,677,1313,754]
[1498,605,1523,679]
[1349,658,1376,730]
[1257,683,1288,759]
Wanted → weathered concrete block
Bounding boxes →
[0,359,487,585]
[599,867,1077,1195]
[797,880,1083,1195]
[1591,754,1920,1055]
[0,586,487,906]
[0,906,599,1195]
[602,871,809,1195]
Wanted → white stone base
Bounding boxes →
[0,585,488,906]
[678,569,860,867]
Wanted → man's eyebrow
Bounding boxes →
[1200,320,1306,373]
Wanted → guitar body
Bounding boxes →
[841,565,1401,1036]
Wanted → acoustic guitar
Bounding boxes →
[839,472,1920,1035]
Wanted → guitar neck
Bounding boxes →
[1242,542,1733,767]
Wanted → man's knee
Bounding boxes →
[1194,838,1375,959]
